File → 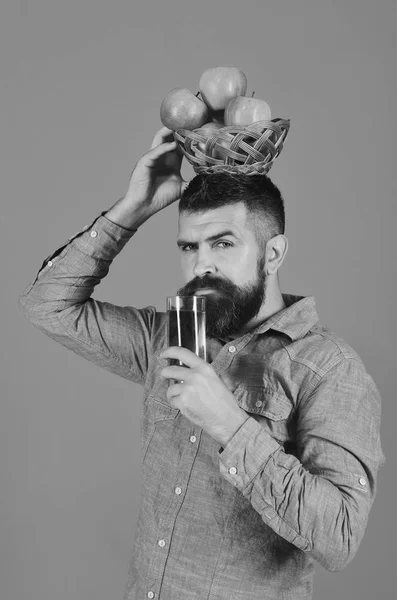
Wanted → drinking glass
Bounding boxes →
[166,296,207,368]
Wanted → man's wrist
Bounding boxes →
[105,197,150,231]
[217,410,249,447]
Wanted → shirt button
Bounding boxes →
[158,539,166,548]
[228,467,237,475]
[228,345,236,353]
[148,592,155,599]
[359,477,367,487]
[175,487,182,495]
[47,260,53,267]
[255,400,263,408]
[190,435,197,443]
[90,230,98,238]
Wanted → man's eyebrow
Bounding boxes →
[177,230,239,247]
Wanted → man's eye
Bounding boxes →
[181,245,195,252]
[216,241,233,249]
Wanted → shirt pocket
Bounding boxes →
[141,395,180,462]
[146,395,180,422]
[234,384,294,445]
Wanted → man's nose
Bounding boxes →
[192,250,216,277]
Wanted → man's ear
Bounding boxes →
[264,235,288,275]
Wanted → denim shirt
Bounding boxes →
[19,213,385,600]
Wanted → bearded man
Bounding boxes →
[19,128,384,600]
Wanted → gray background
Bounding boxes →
[1,0,396,598]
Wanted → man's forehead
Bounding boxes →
[178,203,248,237]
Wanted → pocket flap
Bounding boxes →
[146,395,180,422]
[234,385,292,421]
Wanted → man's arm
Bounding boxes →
[18,214,157,383]
[19,127,187,383]
[218,356,384,572]
[159,345,384,570]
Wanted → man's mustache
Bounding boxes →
[178,275,235,296]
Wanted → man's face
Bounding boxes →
[176,202,267,339]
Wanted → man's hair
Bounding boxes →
[178,172,285,258]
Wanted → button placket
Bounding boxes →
[147,428,202,594]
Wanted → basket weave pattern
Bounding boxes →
[174,118,290,175]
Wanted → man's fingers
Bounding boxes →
[143,140,178,165]
[160,365,191,381]
[166,383,185,401]
[161,347,206,369]
[150,126,174,149]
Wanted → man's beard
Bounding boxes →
[177,265,267,339]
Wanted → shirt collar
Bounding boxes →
[252,294,319,341]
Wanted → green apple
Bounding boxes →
[160,88,209,131]
[225,96,271,126]
[199,67,247,111]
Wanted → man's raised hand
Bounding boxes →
[124,127,188,218]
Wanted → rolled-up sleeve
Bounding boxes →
[18,213,156,384]
[219,357,384,571]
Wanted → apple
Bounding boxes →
[195,121,233,159]
[196,121,224,153]
[199,67,247,111]
[224,96,271,126]
[198,121,224,134]
[160,88,209,131]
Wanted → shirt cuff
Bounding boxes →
[218,416,281,491]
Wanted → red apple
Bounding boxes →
[225,96,271,126]
[160,88,209,131]
[199,67,247,111]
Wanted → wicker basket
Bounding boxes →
[173,118,290,175]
